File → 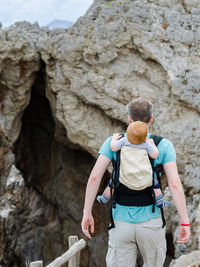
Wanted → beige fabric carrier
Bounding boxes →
[119,146,153,190]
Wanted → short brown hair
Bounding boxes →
[127,121,147,145]
[127,98,153,123]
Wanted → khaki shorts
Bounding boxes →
[106,217,166,267]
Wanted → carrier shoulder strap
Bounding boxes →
[108,134,124,230]
[149,134,163,186]
[149,134,163,147]
[149,134,166,228]
[111,149,121,189]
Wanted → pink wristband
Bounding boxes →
[181,223,190,226]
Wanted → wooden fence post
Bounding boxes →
[29,261,43,267]
[46,239,86,267]
[68,236,80,267]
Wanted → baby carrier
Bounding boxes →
[108,134,166,230]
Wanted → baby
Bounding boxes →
[97,121,171,208]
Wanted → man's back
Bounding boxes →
[99,134,176,223]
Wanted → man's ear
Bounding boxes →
[149,116,154,124]
[128,115,133,124]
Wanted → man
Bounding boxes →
[81,98,191,267]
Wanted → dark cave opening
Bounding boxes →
[13,61,97,200]
[14,61,55,191]
[6,61,110,267]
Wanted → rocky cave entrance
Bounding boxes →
[5,61,110,267]
[5,61,175,266]
[14,62,56,192]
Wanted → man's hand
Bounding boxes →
[81,213,94,239]
[177,225,191,244]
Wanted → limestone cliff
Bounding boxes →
[0,0,200,266]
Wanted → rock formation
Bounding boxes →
[169,250,200,267]
[0,0,200,266]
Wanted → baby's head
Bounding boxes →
[127,121,147,145]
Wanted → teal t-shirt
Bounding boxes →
[98,133,176,224]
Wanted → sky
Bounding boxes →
[0,0,94,28]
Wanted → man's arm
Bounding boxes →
[163,162,191,244]
[81,154,111,239]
